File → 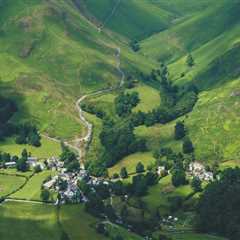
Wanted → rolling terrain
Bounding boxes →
[0,1,240,240]
[0,0,155,157]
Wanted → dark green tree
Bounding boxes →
[172,169,187,187]
[29,131,41,147]
[16,151,29,172]
[145,172,159,186]
[136,162,145,173]
[60,232,70,240]
[174,121,186,140]
[191,177,202,192]
[120,167,128,179]
[186,53,194,67]
[183,137,194,154]
[40,189,50,202]
[132,174,148,196]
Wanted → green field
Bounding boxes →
[127,85,161,112]
[60,205,107,240]
[0,136,61,159]
[0,174,26,198]
[108,152,155,176]
[85,112,104,163]
[11,170,56,201]
[0,202,61,240]
[0,169,33,177]
[0,202,143,240]
[171,233,226,240]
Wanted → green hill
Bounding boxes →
[81,0,175,40]
[141,0,240,63]
[0,0,154,143]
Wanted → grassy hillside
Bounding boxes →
[0,0,155,147]
[131,0,240,165]
[82,0,175,40]
[149,0,217,16]
[0,136,61,158]
[141,0,240,63]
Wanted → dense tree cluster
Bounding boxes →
[115,91,139,117]
[0,96,17,125]
[0,95,41,147]
[118,172,159,197]
[134,65,198,127]
[130,88,197,128]
[85,160,108,177]
[100,120,146,167]
[0,152,12,166]
[16,123,41,147]
[0,149,30,172]
[196,168,240,240]
[0,96,17,140]
[60,146,80,172]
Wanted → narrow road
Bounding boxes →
[43,4,125,168]
[43,47,125,169]
[73,47,125,167]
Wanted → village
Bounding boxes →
[1,151,214,205]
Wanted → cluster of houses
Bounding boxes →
[1,153,109,204]
[157,161,214,182]
[188,162,213,181]
[42,158,109,203]
[2,151,214,204]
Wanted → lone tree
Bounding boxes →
[174,121,186,140]
[16,149,29,172]
[41,189,50,202]
[183,137,194,154]
[186,53,194,67]
[136,162,145,173]
[120,167,128,179]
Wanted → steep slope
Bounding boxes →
[0,0,155,142]
[135,0,240,164]
[81,0,175,40]
[141,0,240,63]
